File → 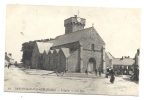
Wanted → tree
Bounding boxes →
[21,38,53,65]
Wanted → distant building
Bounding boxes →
[105,52,135,75]
[5,52,14,66]
[112,56,135,75]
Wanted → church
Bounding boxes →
[31,15,106,73]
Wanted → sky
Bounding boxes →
[5,5,141,62]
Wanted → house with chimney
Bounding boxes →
[112,56,135,75]
[105,54,135,75]
[5,52,14,66]
[31,15,106,73]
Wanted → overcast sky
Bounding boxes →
[5,5,141,62]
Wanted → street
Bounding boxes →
[4,66,138,96]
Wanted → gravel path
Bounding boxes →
[4,66,139,96]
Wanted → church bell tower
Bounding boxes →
[64,15,86,34]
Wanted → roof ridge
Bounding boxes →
[108,52,114,58]
[58,27,93,37]
[52,27,93,47]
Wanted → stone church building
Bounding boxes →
[31,15,106,73]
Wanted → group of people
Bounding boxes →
[85,66,115,83]
[5,62,12,69]
[130,65,139,81]
[106,66,115,84]
[85,68,102,77]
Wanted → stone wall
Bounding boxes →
[79,27,105,73]
[80,27,105,50]
[67,50,79,73]
[82,50,103,73]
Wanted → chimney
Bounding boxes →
[64,15,86,34]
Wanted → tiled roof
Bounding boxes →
[52,27,93,47]
[36,42,53,54]
[106,52,114,59]
[61,48,70,58]
[113,58,135,66]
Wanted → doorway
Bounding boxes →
[88,58,96,72]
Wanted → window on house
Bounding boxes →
[91,44,94,51]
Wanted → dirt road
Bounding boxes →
[4,66,139,96]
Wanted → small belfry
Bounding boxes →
[64,12,86,34]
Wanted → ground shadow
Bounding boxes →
[122,78,138,84]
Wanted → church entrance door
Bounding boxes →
[88,58,96,73]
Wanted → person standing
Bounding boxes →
[110,69,115,83]
[99,69,101,77]
[106,66,109,78]
[95,68,97,76]
[85,68,88,76]
[8,63,10,69]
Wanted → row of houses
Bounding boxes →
[105,48,140,75]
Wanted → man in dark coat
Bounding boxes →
[85,68,88,76]
[110,69,115,83]
[106,66,109,78]
[99,69,101,77]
